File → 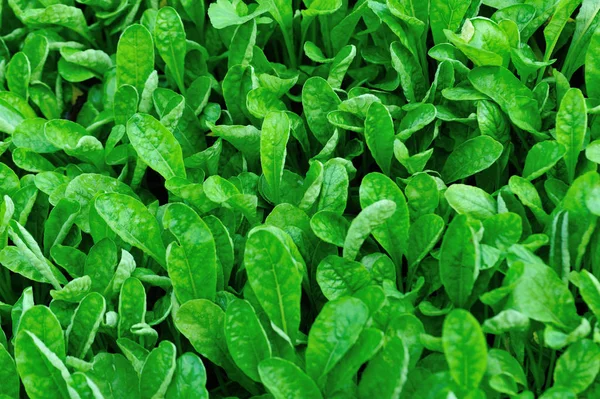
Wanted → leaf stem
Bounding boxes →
[545,350,557,391]
[526,343,543,394]
[283,32,297,69]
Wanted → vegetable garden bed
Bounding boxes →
[1,0,600,398]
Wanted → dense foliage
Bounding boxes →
[1,0,600,398]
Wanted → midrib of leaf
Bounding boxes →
[574,217,597,269]
[28,332,71,398]
[13,232,62,290]
[166,32,185,94]
[268,125,287,203]
[74,304,103,359]
[446,1,457,31]
[457,254,470,306]
[181,244,199,299]
[133,28,143,90]
[263,245,289,336]
[566,6,600,75]
[329,266,362,294]
[568,117,581,182]
[151,351,175,399]
[446,152,487,182]
[408,0,416,18]
[325,309,366,381]
[40,352,70,398]
[134,123,178,179]
[460,326,478,388]
[525,277,568,327]
[171,120,194,150]
[560,97,585,182]
[452,193,494,216]
[50,211,78,251]
[263,0,296,67]
[114,225,162,267]
[446,226,476,307]
[237,314,268,370]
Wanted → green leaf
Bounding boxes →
[469,66,542,133]
[0,345,19,399]
[306,297,369,383]
[4,220,67,289]
[317,158,349,215]
[523,141,566,180]
[443,309,487,390]
[225,299,271,381]
[13,118,58,153]
[165,353,209,399]
[482,212,523,250]
[442,136,504,183]
[407,214,445,269]
[223,65,256,125]
[554,339,600,394]
[114,85,139,126]
[244,226,303,344]
[140,341,177,399]
[539,0,582,81]
[324,328,383,394]
[174,299,230,367]
[50,276,91,303]
[6,52,31,101]
[358,336,409,399]
[327,45,356,89]
[359,173,409,265]
[255,0,295,66]
[43,198,80,255]
[15,306,72,399]
[86,353,140,398]
[95,193,166,267]
[364,102,395,175]
[22,5,92,42]
[241,87,275,118]
[66,292,105,359]
[118,277,146,340]
[16,305,65,358]
[116,24,154,95]
[562,0,600,78]
[302,77,340,145]
[229,20,257,69]
[511,262,579,329]
[154,7,187,94]
[310,211,349,247]
[440,215,480,308]
[316,255,371,300]
[556,88,587,183]
[127,113,186,180]
[578,270,600,319]
[559,171,599,268]
[343,199,396,261]
[585,21,600,99]
[44,119,103,165]
[390,41,428,102]
[65,173,138,234]
[430,0,472,45]
[445,184,497,220]
[16,331,74,399]
[207,0,268,29]
[445,18,511,67]
[164,203,217,302]
[258,358,323,399]
[261,112,290,204]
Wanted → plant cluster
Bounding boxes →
[1,0,600,398]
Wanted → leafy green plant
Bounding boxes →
[1,0,600,398]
